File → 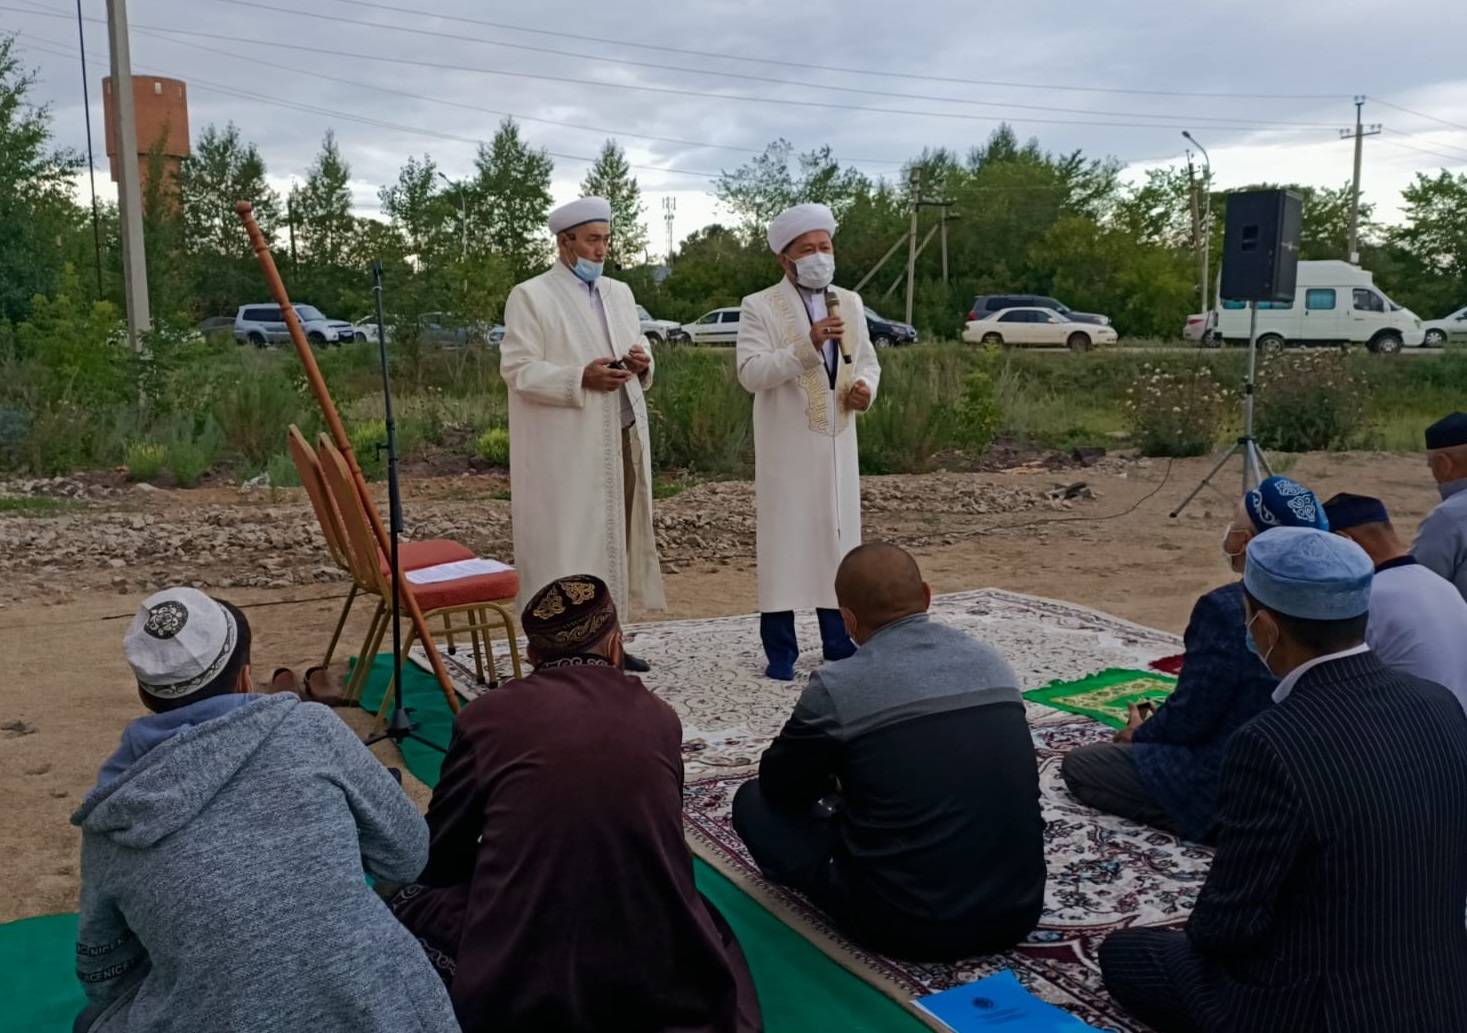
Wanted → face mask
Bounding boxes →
[1244,612,1274,670]
[571,257,603,283]
[1221,526,1244,563]
[792,252,835,290]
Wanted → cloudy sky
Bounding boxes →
[6,0,1467,256]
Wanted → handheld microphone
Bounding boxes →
[825,289,852,364]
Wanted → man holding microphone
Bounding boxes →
[736,202,882,681]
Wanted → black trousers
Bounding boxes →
[731,779,846,914]
[731,779,1033,961]
[1099,928,1213,1033]
[1061,742,1179,835]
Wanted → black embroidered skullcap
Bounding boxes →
[521,575,618,658]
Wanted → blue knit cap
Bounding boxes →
[1244,527,1372,620]
[1244,476,1329,532]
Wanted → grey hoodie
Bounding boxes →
[71,693,460,1033]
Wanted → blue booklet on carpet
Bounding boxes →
[914,970,1098,1031]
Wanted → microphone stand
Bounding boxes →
[363,260,445,755]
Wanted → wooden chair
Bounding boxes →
[315,434,523,727]
[287,426,474,700]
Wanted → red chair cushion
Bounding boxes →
[380,539,476,575]
[410,571,522,611]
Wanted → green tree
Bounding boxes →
[292,131,357,268]
[580,140,647,268]
[178,122,283,313]
[470,118,554,278]
[0,35,86,323]
[715,139,872,239]
[379,153,454,268]
[1390,170,1467,317]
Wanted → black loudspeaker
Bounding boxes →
[1219,189,1303,303]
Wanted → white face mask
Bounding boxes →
[1221,525,1245,563]
[792,252,835,290]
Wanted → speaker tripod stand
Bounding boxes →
[1170,300,1273,518]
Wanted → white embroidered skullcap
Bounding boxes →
[124,588,240,700]
[767,203,837,254]
[548,197,612,235]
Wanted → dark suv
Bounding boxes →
[968,294,1109,326]
[865,308,918,348]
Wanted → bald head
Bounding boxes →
[835,544,930,642]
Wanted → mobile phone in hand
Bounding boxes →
[607,358,627,371]
[1135,701,1156,720]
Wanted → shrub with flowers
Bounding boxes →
[1124,363,1231,457]
[1254,349,1371,453]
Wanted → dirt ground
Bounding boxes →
[0,449,1440,925]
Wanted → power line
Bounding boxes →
[175,0,1344,131]
[1370,96,1467,136]
[1381,128,1467,160]
[5,28,1231,190]
[0,4,1346,135]
[1376,135,1467,166]
[203,0,1350,103]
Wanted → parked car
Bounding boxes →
[1214,260,1424,354]
[198,315,235,342]
[969,294,1109,326]
[234,303,350,347]
[1183,311,1218,345]
[680,307,741,346]
[418,312,489,348]
[1422,304,1467,348]
[636,305,681,344]
[865,309,918,348]
[962,307,1117,352]
[489,325,506,347]
[352,316,386,345]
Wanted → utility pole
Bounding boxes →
[904,166,921,326]
[1340,96,1381,265]
[105,0,150,351]
[939,200,950,284]
[662,196,676,264]
[76,0,104,297]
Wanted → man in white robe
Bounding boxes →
[499,197,665,670]
[736,203,882,681]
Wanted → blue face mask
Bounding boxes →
[1244,612,1273,669]
[572,257,603,283]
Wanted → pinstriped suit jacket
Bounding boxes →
[1185,651,1467,1032]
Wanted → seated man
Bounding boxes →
[72,589,457,1033]
[732,543,1045,961]
[391,575,761,1033]
[1100,528,1467,1033]
[1062,475,1327,841]
[1324,492,1467,711]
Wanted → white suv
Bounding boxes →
[234,304,356,347]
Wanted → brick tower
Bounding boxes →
[102,76,190,202]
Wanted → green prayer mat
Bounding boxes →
[1024,667,1177,729]
[0,913,87,1033]
[353,655,927,1032]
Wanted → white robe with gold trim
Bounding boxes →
[499,262,665,617]
[736,278,881,613]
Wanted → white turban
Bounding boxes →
[548,197,612,236]
[767,202,837,254]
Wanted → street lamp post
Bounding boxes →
[1182,131,1212,316]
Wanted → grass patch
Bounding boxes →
[0,495,84,514]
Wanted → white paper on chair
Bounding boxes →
[405,558,515,585]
